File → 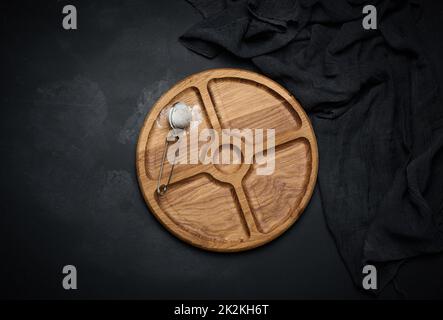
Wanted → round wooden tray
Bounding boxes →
[136,69,318,252]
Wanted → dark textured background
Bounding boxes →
[1,0,442,299]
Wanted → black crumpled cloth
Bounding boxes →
[180,0,443,290]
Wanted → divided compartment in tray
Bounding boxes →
[243,138,312,234]
[156,173,249,242]
[145,87,212,180]
[207,77,302,132]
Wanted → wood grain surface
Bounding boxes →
[136,69,318,251]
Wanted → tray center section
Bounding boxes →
[213,144,243,174]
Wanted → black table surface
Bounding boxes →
[1,0,442,299]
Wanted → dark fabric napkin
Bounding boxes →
[180,0,443,290]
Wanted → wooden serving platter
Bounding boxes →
[136,69,318,252]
